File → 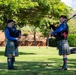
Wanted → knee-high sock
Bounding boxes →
[63,58,68,68]
[12,57,15,66]
[7,57,13,69]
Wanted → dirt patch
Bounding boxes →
[0,31,46,46]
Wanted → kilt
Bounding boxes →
[4,40,19,57]
[57,39,70,55]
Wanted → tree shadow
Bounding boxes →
[0,51,4,56]
[68,59,76,68]
[49,58,76,69]
[0,49,76,75]
[19,52,36,55]
[0,58,76,75]
[0,51,36,56]
[0,61,60,75]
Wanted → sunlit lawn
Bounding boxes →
[0,46,76,75]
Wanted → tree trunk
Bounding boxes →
[33,28,36,46]
[46,36,49,46]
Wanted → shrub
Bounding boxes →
[49,38,57,47]
[68,34,76,47]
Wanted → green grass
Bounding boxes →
[0,46,76,75]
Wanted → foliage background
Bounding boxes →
[0,0,76,46]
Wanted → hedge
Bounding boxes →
[49,38,57,47]
[68,34,76,47]
[49,34,76,47]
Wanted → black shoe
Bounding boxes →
[8,67,17,70]
[58,67,67,71]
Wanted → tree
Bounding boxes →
[0,0,38,29]
[37,0,73,46]
[0,0,74,46]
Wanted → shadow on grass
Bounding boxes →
[0,50,76,75]
[19,52,36,55]
[0,58,76,75]
[68,59,76,68]
[0,51,36,56]
[0,51,4,56]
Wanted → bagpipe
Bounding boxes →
[65,14,76,22]
[50,14,76,54]
[50,14,76,29]
[4,15,21,38]
[67,14,76,54]
[12,26,21,38]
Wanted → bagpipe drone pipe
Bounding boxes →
[67,14,76,54]
[49,14,76,54]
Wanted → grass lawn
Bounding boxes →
[0,46,76,75]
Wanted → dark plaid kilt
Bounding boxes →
[57,40,70,55]
[4,40,19,57]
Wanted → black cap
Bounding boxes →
[60,15,67,19]
[7,20,14,23]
